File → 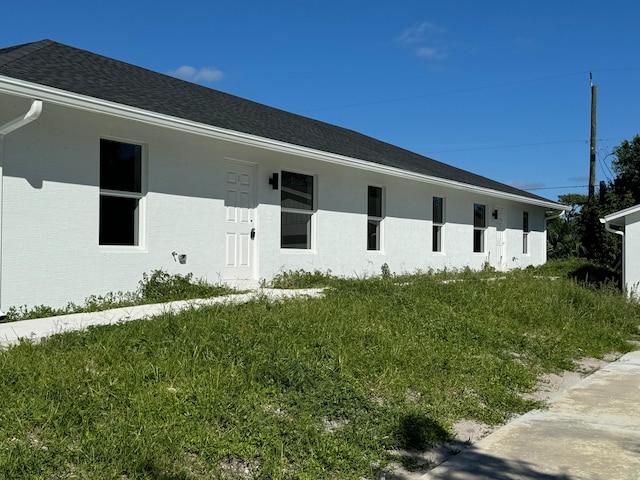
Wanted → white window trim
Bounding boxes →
[99,138,148,252]
[473,203,486,253]
[280,170,316,252]
[432,196,445,254]
[522,211,530,255]
[367,185,385,252]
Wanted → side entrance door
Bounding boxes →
[223,162,257,282]
[494,206,507,271]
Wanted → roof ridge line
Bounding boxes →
[0,39,55,69]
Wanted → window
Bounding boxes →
[367,186,384,250]
[473,203,486,253]
[281,171,314,249]
[99,139,143,246]
[432,196,444,252]
[523,211,530,254]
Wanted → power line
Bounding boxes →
[300,66,640,113]
[301,71,588,112]
[597,147,615,182]
[424,139,588,154]
[598,157,613,182]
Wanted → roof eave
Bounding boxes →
[0,75,565,210]
[602,204,640,226]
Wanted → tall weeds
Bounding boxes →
[0,264,637,478]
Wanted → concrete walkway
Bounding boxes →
[423,350,640,480]
[0,288,324,346]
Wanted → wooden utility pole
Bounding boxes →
[589,72,597,200]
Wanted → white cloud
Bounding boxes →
[417,46,448,60]
[397,22,446,45]
[397,21,449,62]
[169,65,223,82]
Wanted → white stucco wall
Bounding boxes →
[0,94,549,310]
[624,212,640,298]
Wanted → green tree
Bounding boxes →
[578,192,621,268]
[547,193,586,259]
[611,135,640,203]
[549,135,639,273]
[577,135,638,270]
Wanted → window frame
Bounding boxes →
[367,185,384,251]
[473,203,486,253]
[432,196,445,253]
[99,138,146,249]
[280,170,316,250]
[522,211,530,255]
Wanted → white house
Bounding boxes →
[0,40,565,311]
[601,204,640,299]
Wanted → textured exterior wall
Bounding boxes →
[624,212,640,298]
[0,94,548,310]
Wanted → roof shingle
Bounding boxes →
[0,39,555,204]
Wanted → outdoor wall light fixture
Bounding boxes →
[269,173,279,189]
[171,251,187,264]
[492,210,499,219]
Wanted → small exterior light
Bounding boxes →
[269,173,279,189]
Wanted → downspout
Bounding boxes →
[0,100,43,317]
[545,210,566,223]
[600,218,624,237]
[600,218,626,294]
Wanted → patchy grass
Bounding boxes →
[527,257,620,289]
[0,264,638,478]
[3,269,235,322]
[269,269,337,289]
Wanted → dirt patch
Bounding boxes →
[522,355,619,403]
[219,455,259,479]
[323,418,349,433]
[382,355,621,479]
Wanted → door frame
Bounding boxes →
[494,205,507,271]
[222,159,258,284]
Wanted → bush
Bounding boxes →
[269,269,335,289]
[3,269,233,322]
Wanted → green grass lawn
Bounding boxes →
[1,264,638,479]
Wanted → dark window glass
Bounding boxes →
[433,225,441,252]
[281,212,311,249]
[368,186,382,217]
[473,203,486,229]
[368,219,380,250]
[100,139,142,192]
[99,196,138,245]
[433,197,443,224]
[281,171,313,210]
[473,229,484,253]
[523,211,530,232]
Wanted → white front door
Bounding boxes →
[495,206,507,271]
[224,162,256,281]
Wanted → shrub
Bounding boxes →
[3,269,233,322]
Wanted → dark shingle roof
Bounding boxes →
[0,39,555,204]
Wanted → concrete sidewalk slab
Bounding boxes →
[0,288,324,346]
[422,350,640,480]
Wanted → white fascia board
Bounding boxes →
[0,76,565,210]
[602,203,640,226]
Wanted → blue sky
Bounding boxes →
[4,0,640,202]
